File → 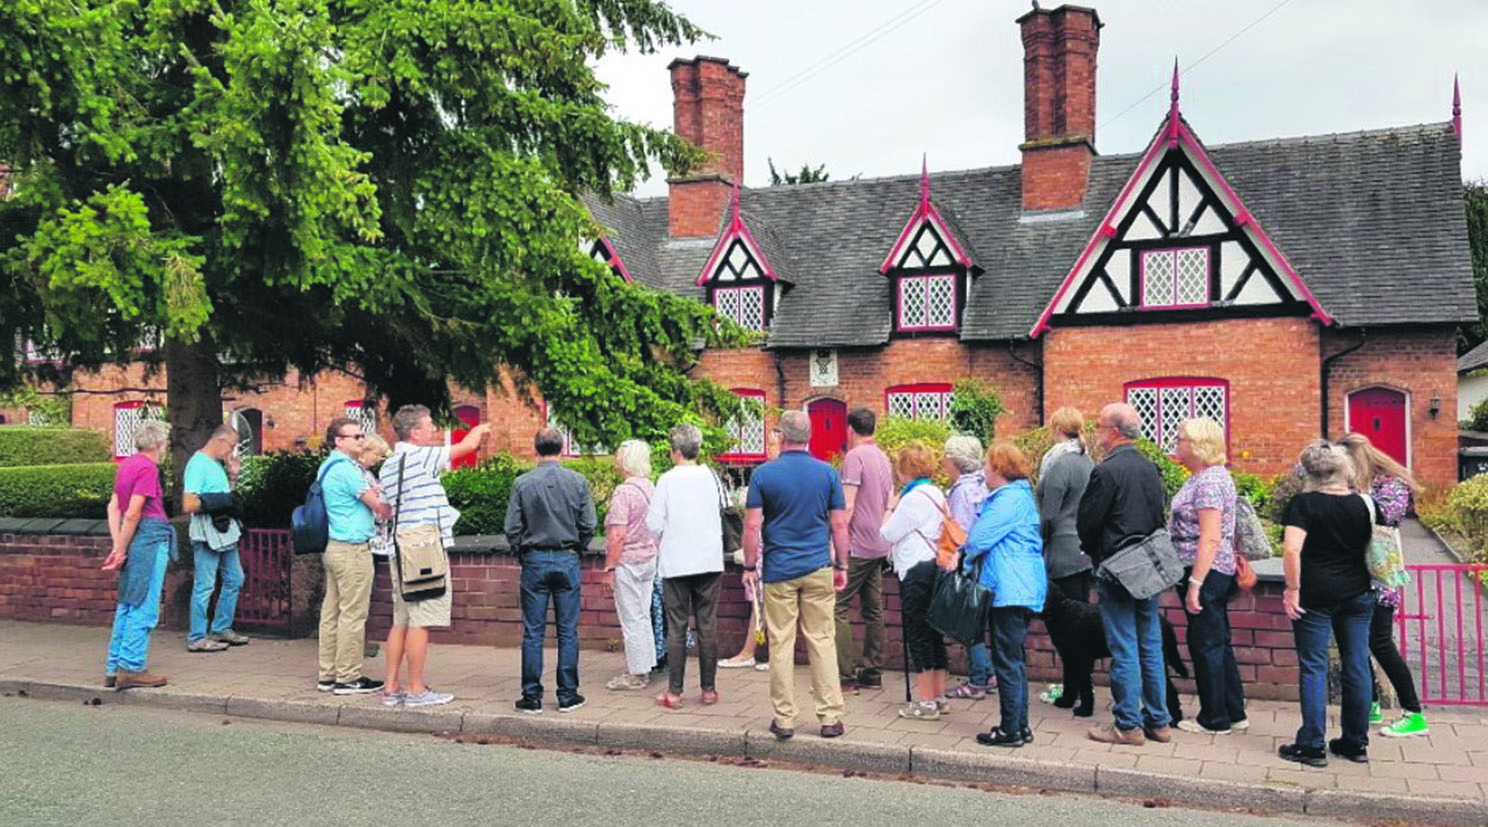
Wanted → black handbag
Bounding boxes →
[925,560,991,648]
[713,470,744,557]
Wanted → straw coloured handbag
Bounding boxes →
[1359,494,1409,589]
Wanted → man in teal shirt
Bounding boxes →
[316,417,390,695]
[182,424,247,652]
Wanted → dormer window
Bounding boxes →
[897,274,957,331]
[586,238,632,282]
[714,285,766,331]
[1141,247,1210,308]
[880,164,976,336]
[696,188,782,332]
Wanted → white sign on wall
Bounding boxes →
[810,349,838,388]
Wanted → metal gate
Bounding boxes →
[236,529,293,634]
[1395,564,1488,706]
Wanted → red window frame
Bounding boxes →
[884,383,954,421]
[1122,377,1230,455]
[112,400,163,459]
[895,274,957,332]
[718,388,767,463]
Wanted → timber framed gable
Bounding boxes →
[880,162,978,336]
[695,186,780,332]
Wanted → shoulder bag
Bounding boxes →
[1359,494,1410,589]
[1233,495,1273,561]
[1096,528,1184,600]
[392,452,449,602]
[713,469,744,557]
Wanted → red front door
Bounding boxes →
[807,398,847,463]
[1348,388,1408,468]
[450,405,481,469]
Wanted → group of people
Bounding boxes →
[100,397,1431,767]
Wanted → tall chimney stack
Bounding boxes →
[667,56,747,237]
[1017,5,1101,213]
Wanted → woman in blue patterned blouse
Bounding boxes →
[1339,432,1428,739]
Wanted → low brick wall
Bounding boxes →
[1,526,1299,700]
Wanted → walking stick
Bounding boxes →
[899,569,912,703]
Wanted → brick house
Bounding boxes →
[578,4,1475,487]
[5,4,1474,490]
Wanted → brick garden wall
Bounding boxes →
[1,529,1299,700]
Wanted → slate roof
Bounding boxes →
[1460,339,1488,372]
[583,121,1475,348]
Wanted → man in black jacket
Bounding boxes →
[1077,403,1171,746]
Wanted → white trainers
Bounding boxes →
[1176,719,1231,735]
[403,689,454,708]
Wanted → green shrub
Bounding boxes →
[1232,472,1269,511]
[236,451,325,529]
[1468,398,1488,432]
[949,379,1005,446]
[1447,475,1488,560]
[1264,471,1304,525]
[875,416,953,486]
[444,453,623,537]
[0,427,111,467]
[1133,439,1189,499]
[0,463,117,518]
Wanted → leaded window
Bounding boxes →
[885,384,953,422]
[113,401,164,457]
[896,275,956,330]
[1124,379,1228,453]
[344,401,376,435]
[714,285,766,331]
[1141,247,1210,308]
[722,389,766,461]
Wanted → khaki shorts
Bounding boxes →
[391,580,452,628]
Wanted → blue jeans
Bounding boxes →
[189,541,243,642]
[1097,578,1171,731]
[1293,589,1373,751]
[967,642,992,687]
[106,534,171,674]
[519,551,582,703]
[1181,569,1247,730]
[989,606,1032,732]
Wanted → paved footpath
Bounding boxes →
[3,620,1486,825]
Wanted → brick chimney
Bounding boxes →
[1017,5,1102,213]
[667,56,747,237]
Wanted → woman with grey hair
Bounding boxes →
[603,440,659,691]
[646,424,726,708]
[1278,441,1377,767]
[942,434,994,700]
[102,419,175,690]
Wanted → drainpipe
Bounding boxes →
[1320,328,1366,439]
[1007,339,1044,427]
[774,353,789,414]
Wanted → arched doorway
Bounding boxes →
[1347,387,1409,469]
[450,404,481,469]
[230,409,263,457]
[806,398,847,463]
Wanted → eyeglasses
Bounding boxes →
[338,432,366,441]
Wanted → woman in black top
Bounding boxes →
[1278,441,1378,767]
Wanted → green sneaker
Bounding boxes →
[1369,701,1383,723]
[1038,684,1063,704]
[1380,711,1429,738]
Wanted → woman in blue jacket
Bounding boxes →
[964,442,1048,748]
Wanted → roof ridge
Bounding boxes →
[1204,121,1453,153]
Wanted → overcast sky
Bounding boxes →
[594,0,1487,197]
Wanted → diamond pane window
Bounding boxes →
[721,389,767,461]
[1141,247,1210,308]
[1124,379,1228,454]
[886,383,953,422]
[896,275,957,331]
[113,401,164,458]
[344,401,376,435]
[714,286,766,332]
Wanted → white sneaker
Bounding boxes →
[1176,719,1231,735]
[403,689,454,708]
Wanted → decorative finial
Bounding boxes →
[1453,74,1462,142]
[920,154,930,206]
[1170,58,1180,112]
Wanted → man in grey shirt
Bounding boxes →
[505,427,597,715]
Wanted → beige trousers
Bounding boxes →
[764,567,845,727]
[318,540,373,683]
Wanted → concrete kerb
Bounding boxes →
[1304,788,1488,827]
[339,703,463,735]
[744,729,911,775]
[224,696,342,726]
[460,711,599,746]
[596,722,746,757]
[113,688,228,716]
[912,747,1096,793]
[1095,766,1307,815]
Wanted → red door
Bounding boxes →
[807,398,847,463]
[1348,388,1408,468]
[450,405,481,469]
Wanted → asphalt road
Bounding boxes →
[0,697,1341,827]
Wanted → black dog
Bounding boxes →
[1038,583,1188,723]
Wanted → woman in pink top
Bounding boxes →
[603,440,659,691]
[102,420,174,691]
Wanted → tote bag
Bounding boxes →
[925,562,991,648]
[1359,494,1409,589]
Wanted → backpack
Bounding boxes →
[292,457,344,555]
[1233,495,1272,562]
[911,488,967,568]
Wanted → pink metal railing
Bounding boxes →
[236,528,292,632]
[1395,564,1488,707]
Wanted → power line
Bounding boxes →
[748,0,952,112]
[1100,0,1295,131]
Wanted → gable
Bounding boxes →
[695,187,778,287]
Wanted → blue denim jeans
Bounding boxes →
[1097,578,1171,731]
[189,541,244,642]
[989,606,1032,732]
[967,642,992,687]
[519,551,582,703]
[106,532,171,674]
[1180,569,1247,730]
[1293,589,1373,751]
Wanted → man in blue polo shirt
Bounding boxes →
[742,410,852,740]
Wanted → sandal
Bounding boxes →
[700,690,719,706]
[654,692,684,710]
[719,656,756,669]
[946,682,987,700]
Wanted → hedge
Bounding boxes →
[236,451,324,529]
[0,427,112,468]
[0,463,118,519]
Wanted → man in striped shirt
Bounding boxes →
[378,404,490,707]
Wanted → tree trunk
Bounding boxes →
[164,338,222,512]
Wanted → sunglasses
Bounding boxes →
[338,433,366,440]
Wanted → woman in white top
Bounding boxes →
[879,440,951,720]
[646,423,726,709]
